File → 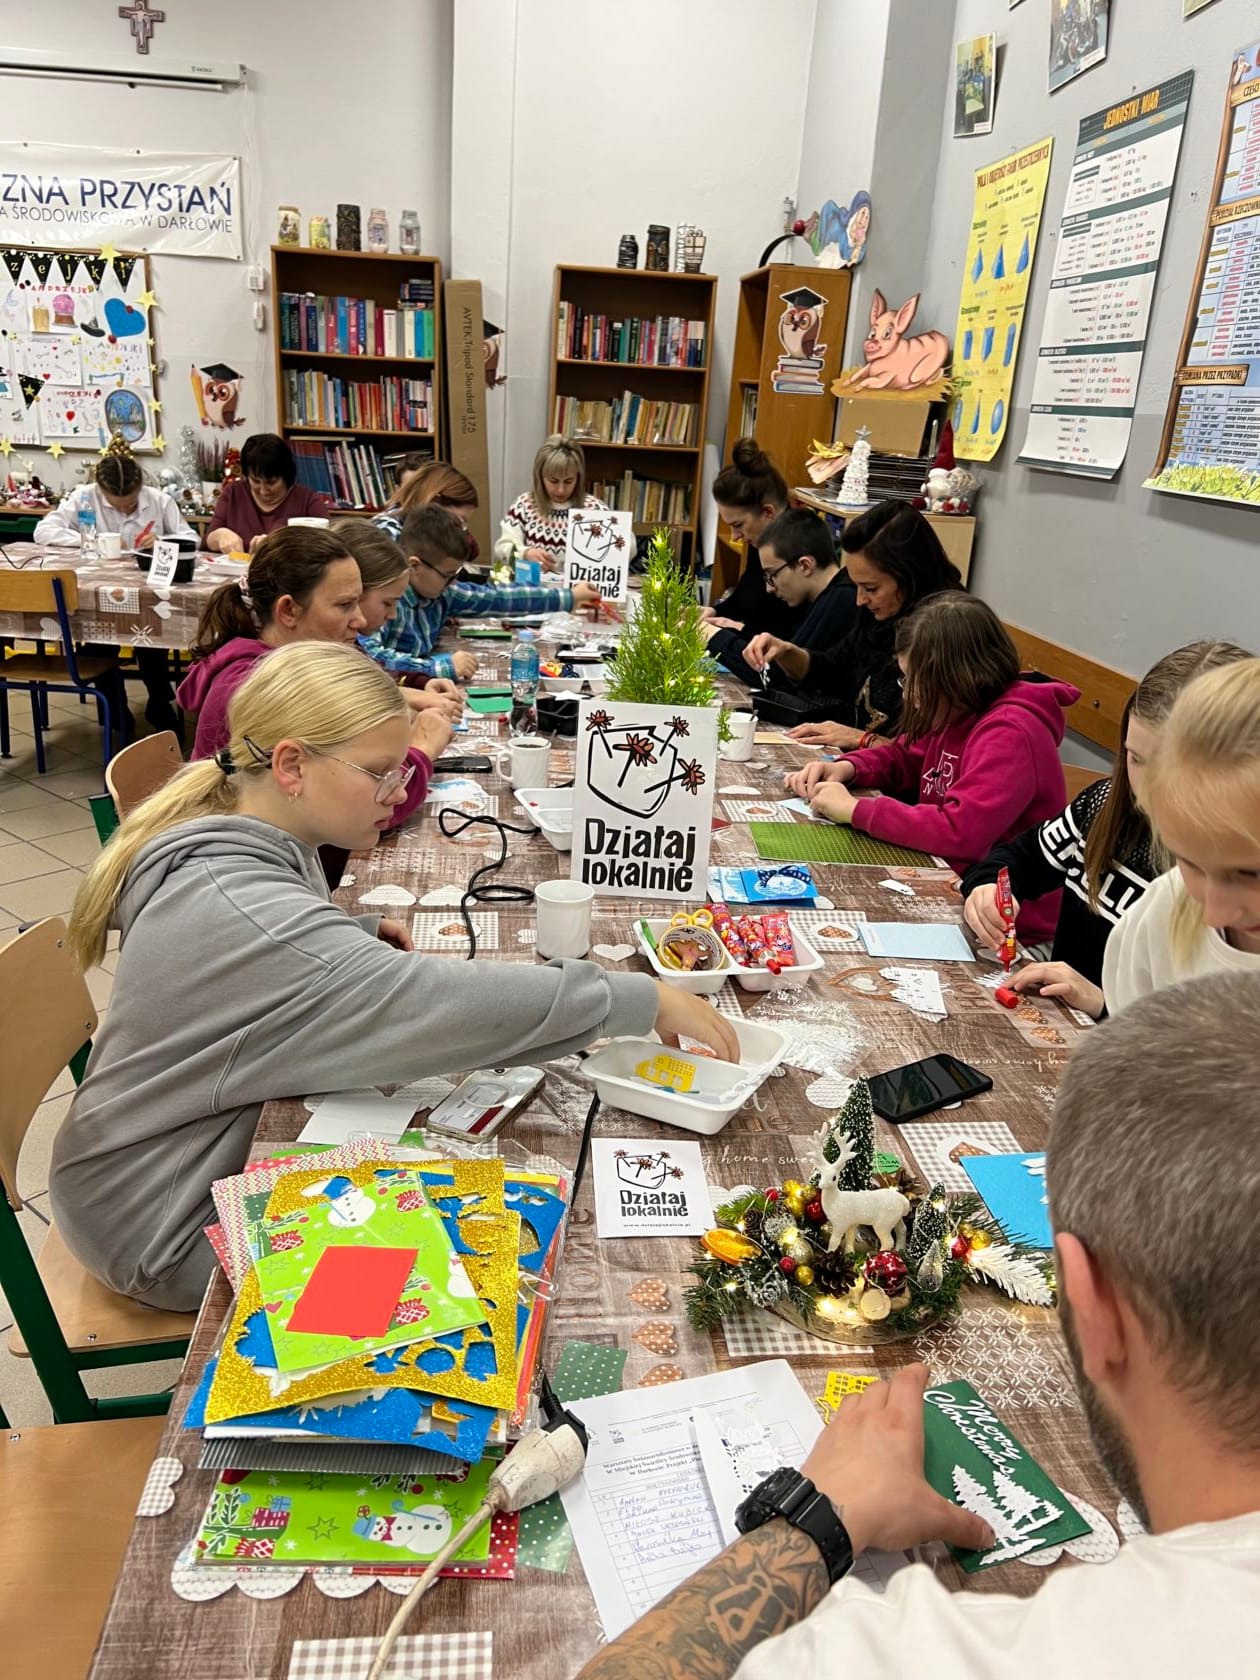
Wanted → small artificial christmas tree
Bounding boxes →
[605,527,724,718]
[818,1079,875,1190]
[835,425,871,506]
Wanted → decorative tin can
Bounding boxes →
[336,204,362,251]
[277,205,300,245]
[308,215,331,249]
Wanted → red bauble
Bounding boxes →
[778,1256,797,1275]
[863,1251,908,1293]
[951,1235,972,1260]
[764,1187,781,1202]
[804,1198,825,1225]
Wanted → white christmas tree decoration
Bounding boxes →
[966,1243,1054,1307]
[835,425,871,506]
[952,1463,1064,1566]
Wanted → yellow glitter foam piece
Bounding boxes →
[634,1052,696,1094]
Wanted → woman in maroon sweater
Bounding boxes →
[207,433,334,553]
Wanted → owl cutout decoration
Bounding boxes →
[190,361,245,429]
[772,286,828,396]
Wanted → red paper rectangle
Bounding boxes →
[286,1245,419,1342]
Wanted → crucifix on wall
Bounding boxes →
[118,0,166,54]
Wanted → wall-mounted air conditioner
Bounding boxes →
[0,49,245,91]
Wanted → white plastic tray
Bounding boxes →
[540,665,608,694]
[516,786,573,851]
[583,1018,787,1135]
[730,918,825,992]
[637,916,734,994]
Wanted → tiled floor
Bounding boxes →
[0,694,184,1423]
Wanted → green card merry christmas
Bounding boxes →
[253,1163,486,1372]
[922,1380,1090,1570]
[193,1460,496,1567]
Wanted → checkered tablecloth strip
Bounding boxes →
[287,1631,492,1680]
[895,1118,1022,1193]
[410,910,500,951]
[720,1307,871,1360]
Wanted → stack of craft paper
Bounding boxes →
[183,1145,570,1577]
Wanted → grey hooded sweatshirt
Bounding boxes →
[48,816,658,1311]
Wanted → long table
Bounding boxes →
[0,542,226,650]
[87,651,1112,1680]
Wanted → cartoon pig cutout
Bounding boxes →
[352,1501,452,1557]
[845,290,950,392]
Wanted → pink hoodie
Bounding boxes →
[175,637,432,828]
[840,676,1080,942]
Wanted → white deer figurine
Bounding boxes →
[811,1130,910,1256]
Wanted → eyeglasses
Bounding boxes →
[414,553,463,586]
[308,746,415,804]
[761,561,795,586]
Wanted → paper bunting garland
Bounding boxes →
[81,254,108,287]
[27,250,53,284]
[112,254,138,289]
[2,249,27,285]
[55,253,79,285]
[18,374,44,409]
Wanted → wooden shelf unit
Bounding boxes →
[270,245,445,508]
[712,262,852,599]
[548,263,717,554]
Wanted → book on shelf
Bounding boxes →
[739,386,759,435]
[555,301,707,368]
[283,368,434,432]
[589,470,694,526]
[770,354,825,396]
[279,281,436,359]
[291,437,432,508]
[553,389,698,447]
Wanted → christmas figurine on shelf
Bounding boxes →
[222,445,243,483]
[834,425,871,507]
[916,418,979,515]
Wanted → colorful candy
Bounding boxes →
[709,902,751,966]
[760,911,796,971]
[736,915,778,973]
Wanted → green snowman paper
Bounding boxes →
[253,1164,486,1372]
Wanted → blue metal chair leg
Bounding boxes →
[96,688,116,769]
[29,685,46,774]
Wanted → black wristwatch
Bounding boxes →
[735,1467,854,1586]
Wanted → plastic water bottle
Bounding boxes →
[78,501,99,558]
[510,628,540,736]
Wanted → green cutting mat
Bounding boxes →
[749,820,935,868]
[466,692,513,714]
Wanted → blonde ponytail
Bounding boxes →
[1142,658,1260,965]
[69,642,407,972]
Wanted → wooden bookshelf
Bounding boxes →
[270,245,444,512]
[548,263,717,554]
[712,262,852,599]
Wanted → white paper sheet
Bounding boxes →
[591,1137,713,1239]
[297,1089,418,1144]
[881,965,948,1022]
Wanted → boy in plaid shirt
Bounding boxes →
[361,504,599,679]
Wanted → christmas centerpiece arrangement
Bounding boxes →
[686,1080,1053,1345]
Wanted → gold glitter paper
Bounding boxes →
[261,1156,506,1224]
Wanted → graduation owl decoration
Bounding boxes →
[190,361,245,429]
[773,286,828,396]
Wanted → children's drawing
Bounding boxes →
[191,360,245,428]
[82,334,151,384]
[103,387,149,445]
[0,371,39,445]
[102,295,147,338]
[842,290,950,392]
[39,385,107,444]
[17,336,82,386]
[773,286,828,395]
[804,191,872,269]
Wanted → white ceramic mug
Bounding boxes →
[98,532,123,559]
[720,709,755,761]
[498,735,551,788]
[534,879,595,959]
[287,516,330,529]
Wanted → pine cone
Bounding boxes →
[814,1255,856,1297]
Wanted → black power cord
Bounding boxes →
[436,805,536,959]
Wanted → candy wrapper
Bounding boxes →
[709,901,751,967]
[736,914,779,973]
[760,911,796,970]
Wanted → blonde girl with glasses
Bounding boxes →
[52,643,738,1313]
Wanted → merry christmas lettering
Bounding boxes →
[579,818,697,894]
[924,1389,1022,1469]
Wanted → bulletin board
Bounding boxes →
[0,244,161,453]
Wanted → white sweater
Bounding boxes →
[33,484,197,550]
[1102,867,1260,1013]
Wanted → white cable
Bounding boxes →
[365,1494,500,1680]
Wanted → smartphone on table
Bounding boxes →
[424,1067,545,1140]
[435,755,493,774]
[867,1053,993,1123]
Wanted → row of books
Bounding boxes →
[290,438,424,508]
[282,370,434,433]
[556,301,707,367]
[279,286,436,359]
[553,390,699,447]
[589,470,694,525]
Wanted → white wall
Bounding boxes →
[914,0,1260,675]
[3,0,451,488]
[456,0,817,522]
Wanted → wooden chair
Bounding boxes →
[0,1413,166,1680]
[0,571,123,773]
[0,918,193,1422]
[105,729,183,819]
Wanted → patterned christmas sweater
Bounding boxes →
[960,777,1157,987]
[505,491,609,563]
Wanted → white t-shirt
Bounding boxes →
[735,1510,1260,1680]
[1102,868,1260,1014]
[33,484,197,549]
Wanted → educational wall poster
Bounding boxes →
[1049,0,1110,95]
[0,144,241,260]
[955,34,996,138]
[0,244,160,451]
[1018,73,1194,479]
[1147,40,1260,507]
[952,138,1054,462]
[564,507,633,601]
[570,700,717,902]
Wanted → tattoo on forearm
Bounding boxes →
[575,1519,829,1680]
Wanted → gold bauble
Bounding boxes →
[782,1179,804,1198]
[795,1263,815,1287]
[786,1188,808,1217]
[777,1228,798,1253]
[703,1228,760,1264]
[859,1288,891,1322]
[959,1222,993,1250]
